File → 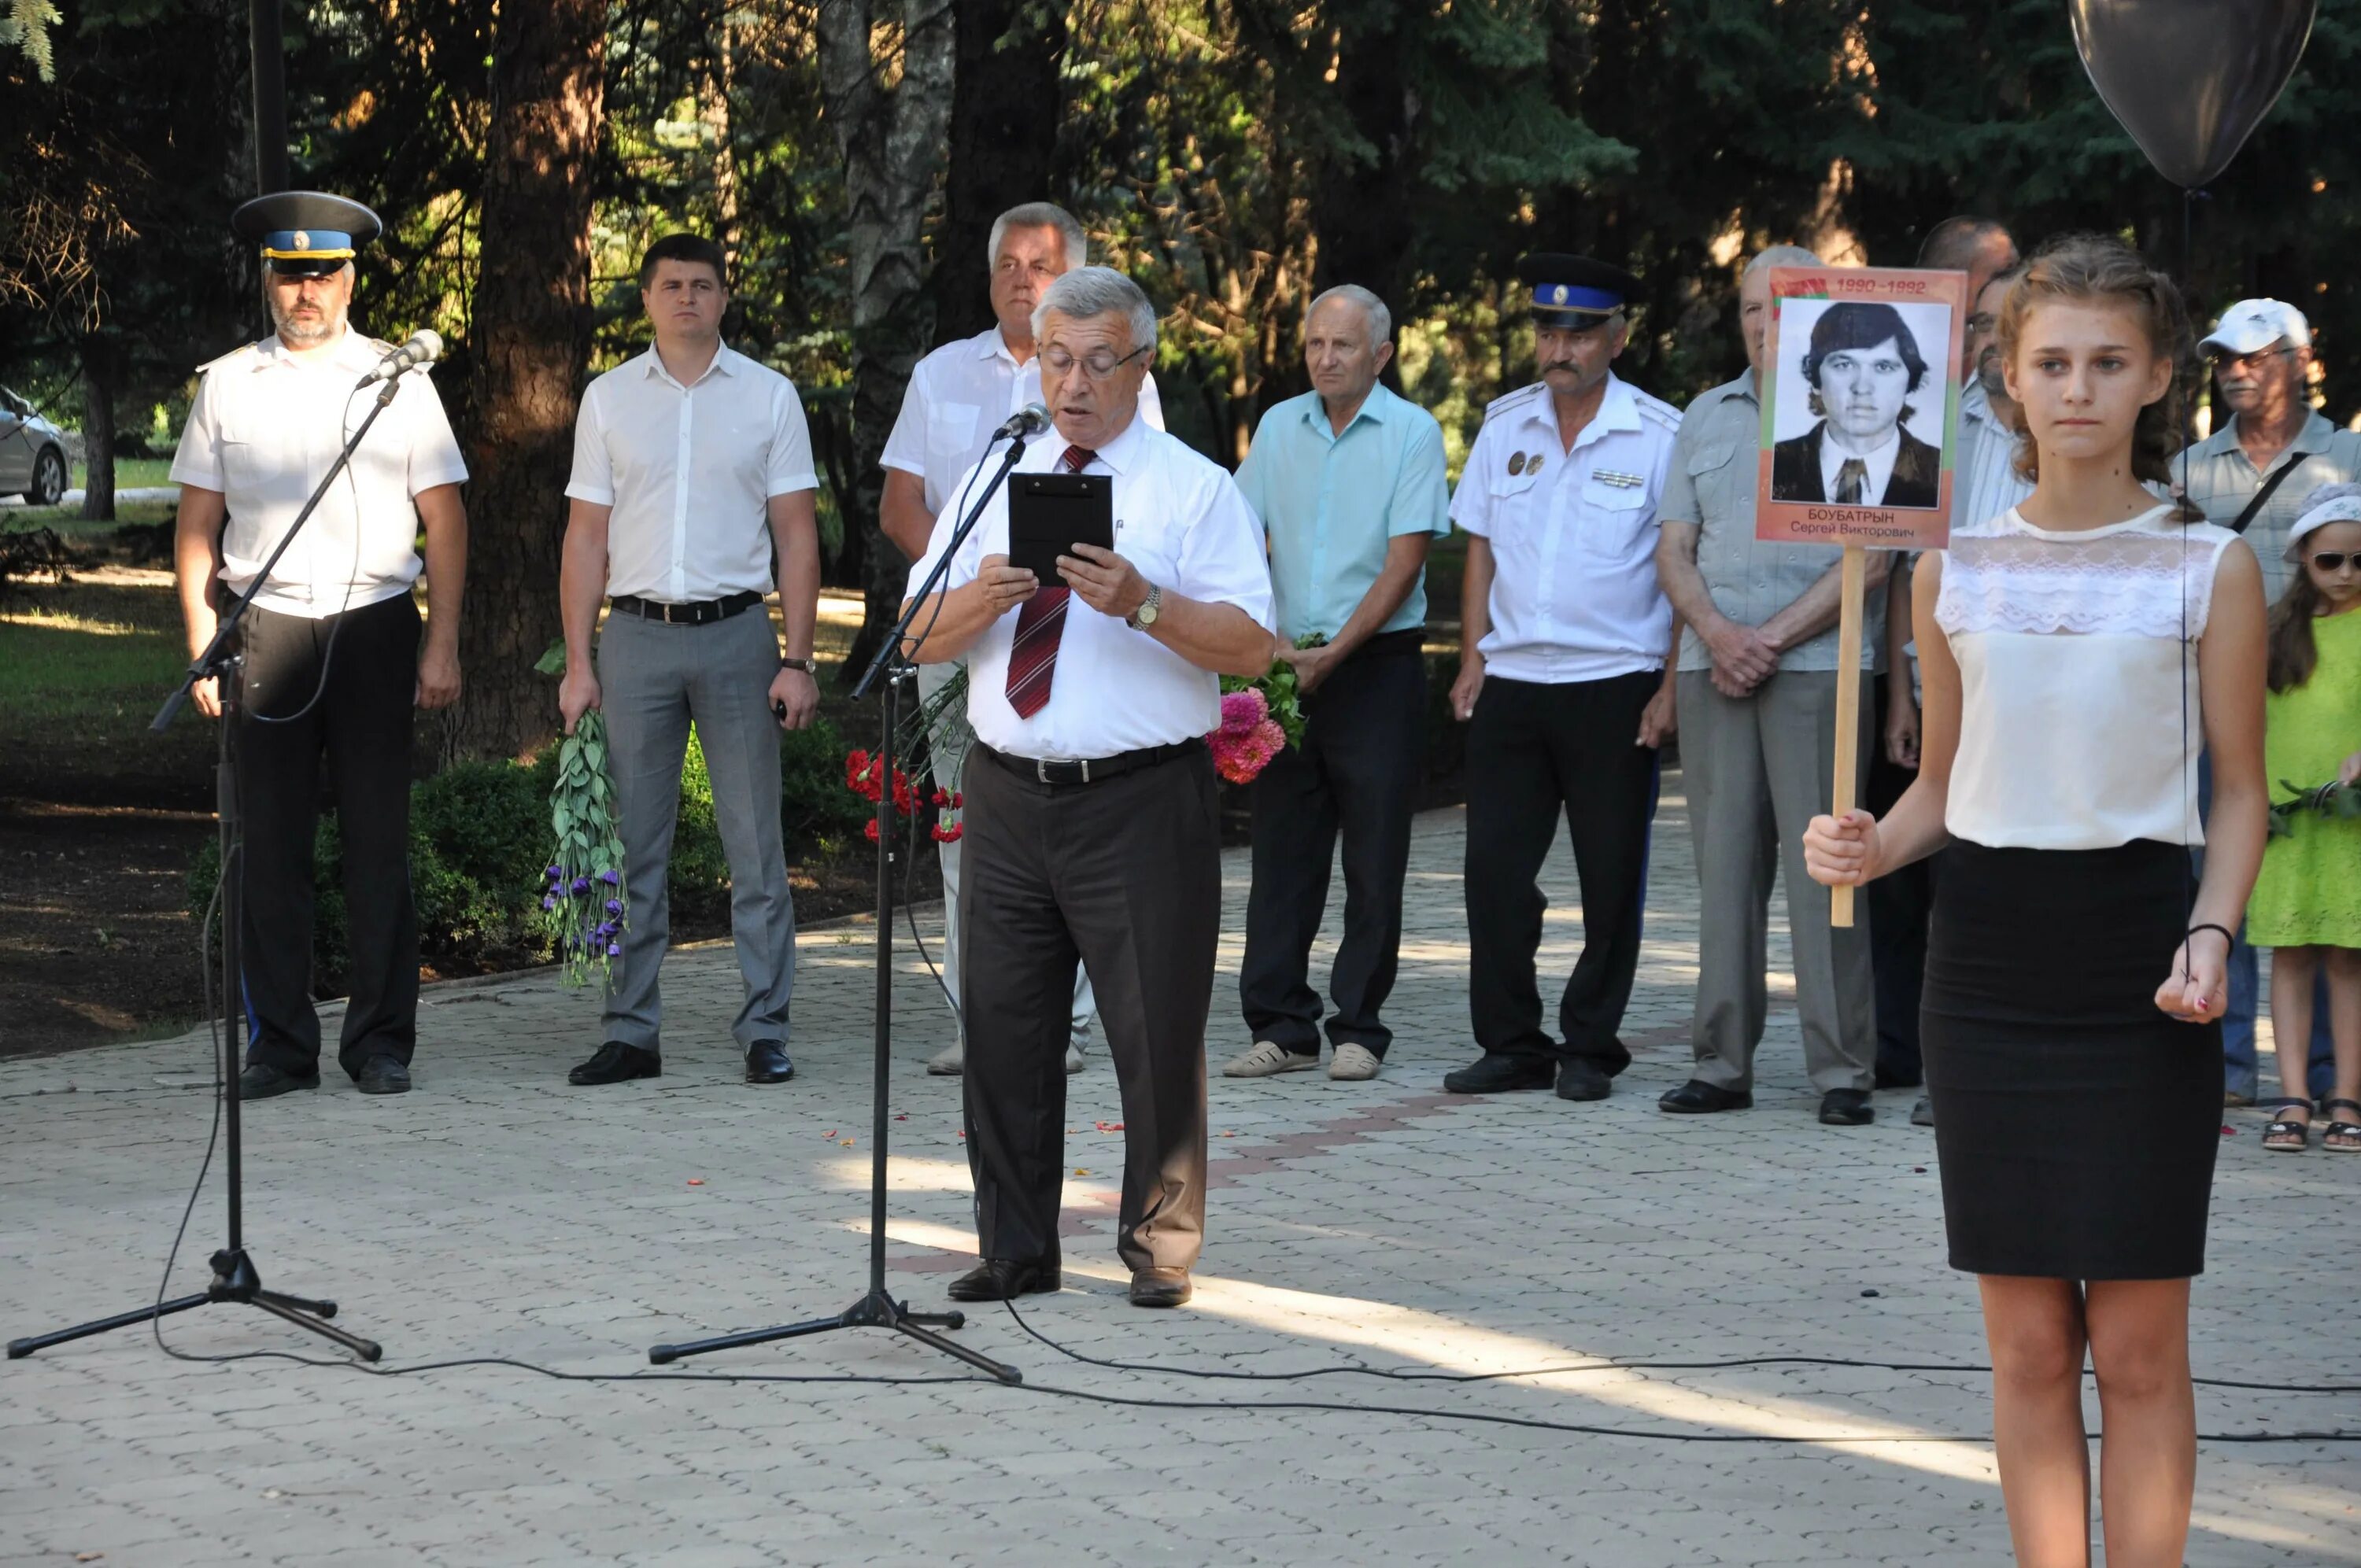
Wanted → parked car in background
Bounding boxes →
[0,387,71,506]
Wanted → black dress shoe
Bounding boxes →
[1657,1079,1753,1114]
[1555,1058,1613,1101]
[1129,1267,1192,1308]
[569,1042,660,1086]
[745,1041,796,1083]
[355,1056,412,1095]
[238,1063,320,1101]
[1819,1088,1875,1126]
[946,1257,1059,1301]
[1443,1054,1556,1094]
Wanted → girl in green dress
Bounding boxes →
[2255,482,2361,1153]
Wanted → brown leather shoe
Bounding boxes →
[1129,1267,1192,1308]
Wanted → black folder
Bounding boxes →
[1007,473,1114,580]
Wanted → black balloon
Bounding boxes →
[2070,0,2316,188]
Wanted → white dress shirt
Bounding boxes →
[1949,381,2033,533]
[907,413,1274,759]
[880,325,1163,516]
[1818,425,1901,504]
[169,330,469,618]
[1449,374,1679,683]
[565,342,818,602]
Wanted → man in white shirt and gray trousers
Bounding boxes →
[903,267,1275,1309]
[880,201,1163,1077]
[558,234,825,1087]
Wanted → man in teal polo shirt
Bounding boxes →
[1223,285,1450,1083]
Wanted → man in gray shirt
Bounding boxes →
[1653,245,1886,1127]
[2174,297,2355,1104]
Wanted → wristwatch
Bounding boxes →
[779,657,817,674]
[1127,584,1162,630]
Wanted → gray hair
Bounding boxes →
[988,202,1088,276]
[1032,266,1158,356]
[1742,245,1825,281]
[1307,284,1391,344]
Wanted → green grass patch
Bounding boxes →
[71,456,176,490]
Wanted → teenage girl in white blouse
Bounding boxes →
[1805,236,2267,1568]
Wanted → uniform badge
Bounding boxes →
[292,231,309,251]
[1507,452,1526,477]
[1528,454,1545,476]
[1598,468,1642,489]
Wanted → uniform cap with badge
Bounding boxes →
[232,190,383,278]
[1515,253,1642,332]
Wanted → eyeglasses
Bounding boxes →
[2209,346,2297,373]
[1040,344,1150,379]
[1965,312,1997,335]
[2309,551,2355,572]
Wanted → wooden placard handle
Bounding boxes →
[1830,544,1865,928]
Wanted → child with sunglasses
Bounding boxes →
[2255,481,2361,1153]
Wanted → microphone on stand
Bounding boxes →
[355,330,443,388]
[992,403,1051,440]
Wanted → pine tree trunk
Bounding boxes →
[79,332,116,522]
[926,0,1067,344]
[818,0,955,681]
[442,0,606,762]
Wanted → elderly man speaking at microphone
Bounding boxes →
[903,266,1275,1309]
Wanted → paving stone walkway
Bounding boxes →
[2,781,2353,1566]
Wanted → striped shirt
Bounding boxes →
[1949,382,2031,536]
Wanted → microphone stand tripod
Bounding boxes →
[8,372,416,1362]
[650,430,1037,1381]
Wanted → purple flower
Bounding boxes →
[604,898,622,916]
[599,869,620,886]
[571,876,591,895]
[541,895,557,910]
[545,864,563,881]
[606,943,620,957]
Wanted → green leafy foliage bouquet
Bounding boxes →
[534,641,629,987]
[539,712,630,986]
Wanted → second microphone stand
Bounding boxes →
[651,429,1034,1379]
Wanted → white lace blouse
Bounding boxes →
[1935,504,2237,850]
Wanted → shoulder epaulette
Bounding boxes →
[1483,382,1548,420]
[194,341,265,375]
[1632,390,1683,431]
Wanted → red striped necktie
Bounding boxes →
[1004,445,1094,719]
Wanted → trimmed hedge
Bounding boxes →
[188,716,874,994]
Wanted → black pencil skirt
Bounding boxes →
[1921,838,2222,1280]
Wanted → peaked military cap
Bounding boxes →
[231,190,383,276]
[1516,253,1642,330]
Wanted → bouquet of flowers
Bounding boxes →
[539,710,630,987]
[1206,633,1321,784]
[842,666,973,845]
[2267,777,2361,839]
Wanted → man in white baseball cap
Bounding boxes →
[2174,297,2357,1109]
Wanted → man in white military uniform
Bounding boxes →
[878,201,1164,1078]
[1444,253,1679,1104]
[170,191,470,1101]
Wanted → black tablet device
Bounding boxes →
[1007,473,1114,581]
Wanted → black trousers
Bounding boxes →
[1866,674,1933,1087]
[1239,640,1425,1057]
[1465,670,1661,1071]
[235,595,420,1079]
[959,743,1219,1273]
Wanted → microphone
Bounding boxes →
[357,330,443,388]
[992,403,1051,440]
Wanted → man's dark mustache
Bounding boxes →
[1539,361,1582,375]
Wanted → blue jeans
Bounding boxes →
[2199,754,2336,1098]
